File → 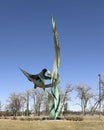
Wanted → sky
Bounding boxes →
[0,0,104,110]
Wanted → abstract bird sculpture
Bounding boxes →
[20,68,51,89]
[20,17,61,119]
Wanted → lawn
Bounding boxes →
[0,119,104,130]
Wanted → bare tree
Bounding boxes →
[0,100,3,116]
[30,89,35,114]
[42,94,49,115]
[0,100,3,111]
[76,85,93,115]
[23,89,31,116]
[33,88,45,116]
[6,92,21,116]
[18,93,26,116]
[60,84,73,115]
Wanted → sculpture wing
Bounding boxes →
[51,17,60,82]
[20,68,32,81]
[20,68,58,88]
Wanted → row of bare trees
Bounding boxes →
[0,84,73,116]
[4,89,45,116]
[1,83,104,116]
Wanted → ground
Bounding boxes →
[0,118,104,130]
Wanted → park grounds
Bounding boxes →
[0,115,104,130]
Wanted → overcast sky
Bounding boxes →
[0,0,104,110]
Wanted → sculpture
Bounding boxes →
[20,17,60,119]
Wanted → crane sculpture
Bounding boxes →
[20,17,61,119]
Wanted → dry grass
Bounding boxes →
[0,118,104,130]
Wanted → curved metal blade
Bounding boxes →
[52,16,60,81]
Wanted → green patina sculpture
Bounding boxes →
[20,17,60,119]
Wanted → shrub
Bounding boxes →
[41,117,50,120]
[3,116,9,119]
[11,117,17,120]
[56,116,64,120]
[65,116,83,121]
[19,117,25,121]
[25,117,34,121]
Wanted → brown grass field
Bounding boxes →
[0,118,104,130]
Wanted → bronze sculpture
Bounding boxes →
[20,17,60,119]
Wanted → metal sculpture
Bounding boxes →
[20,17,60,119]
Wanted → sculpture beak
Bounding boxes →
[20,68,31,80]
